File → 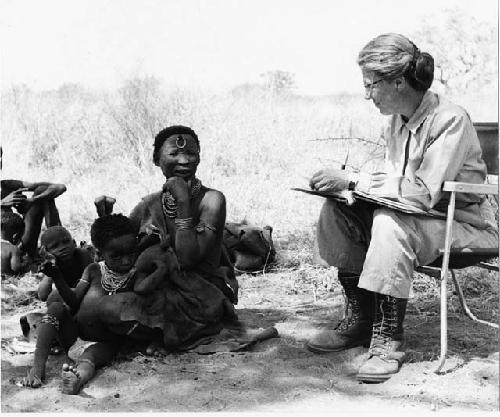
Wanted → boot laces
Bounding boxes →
[335,292,361,331]
[369,296,398,356]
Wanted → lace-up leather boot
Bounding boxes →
[307,274,375,353]
[357,294,407,382]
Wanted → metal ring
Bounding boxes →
[176,135,186,149]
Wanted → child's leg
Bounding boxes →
[61,341,119,395]
[41,200,61,228]
[23,302,77,388]
[20,203,44,259]
[96,293,160,340]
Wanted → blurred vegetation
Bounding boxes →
[412,8,498,96]
[0,10,497,263]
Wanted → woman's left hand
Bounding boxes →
[163,177,190,203]
[310,168,350,193]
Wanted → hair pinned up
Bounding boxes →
[357,33,434,92]
[90,214,138,250]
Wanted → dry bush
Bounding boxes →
[2,78,383,245]
[2,78,497,320]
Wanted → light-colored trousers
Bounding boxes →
[316,200,498,298]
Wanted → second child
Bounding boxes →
[40,214,169,394]
[22,226,93,387]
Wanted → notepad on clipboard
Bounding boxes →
[291,187,446,218]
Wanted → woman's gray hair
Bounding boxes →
[357,33,434,92]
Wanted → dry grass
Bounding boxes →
[1,82,386,243]
[1,80,498,355]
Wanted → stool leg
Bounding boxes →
[434,191,456,374]
[451,271,499,329]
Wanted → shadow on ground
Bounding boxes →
[1,272,498,412]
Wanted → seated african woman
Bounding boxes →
[94,125,239,351]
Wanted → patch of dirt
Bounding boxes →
[1,269,499,412]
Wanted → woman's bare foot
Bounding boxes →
[21,367,43,388]
[60,361,95,395]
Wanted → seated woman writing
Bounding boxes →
[60,125,239,394]
[307,33,498,383]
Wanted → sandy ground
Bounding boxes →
[1,272,499,413]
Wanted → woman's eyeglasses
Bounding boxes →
[364,78,384,98]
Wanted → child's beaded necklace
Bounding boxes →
[99,261,134,295]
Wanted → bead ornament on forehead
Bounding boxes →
[176,135,186,149]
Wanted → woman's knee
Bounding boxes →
[371,209,411,240]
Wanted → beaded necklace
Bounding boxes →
[162,177,202,219]
[99,261,134,295]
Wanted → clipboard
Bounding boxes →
[291,187,446,218]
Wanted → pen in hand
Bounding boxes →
[340,148,350,170]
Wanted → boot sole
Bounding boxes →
[356,372,394,383]
[306,340,370,353]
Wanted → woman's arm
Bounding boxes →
[175,190,226,269]
[354,113,481,210]
[29,182,67,201]
[1,189,27,208]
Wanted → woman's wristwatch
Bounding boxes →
[347,172,359,191]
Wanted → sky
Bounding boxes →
[0,0,498,95]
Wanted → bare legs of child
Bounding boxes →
[61,342,119,394]
[98,292,167,355]
[22,302,77,388]
[60,294,162,395]
[60,324,163,395]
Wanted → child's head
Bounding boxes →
[90,214,139,273]
[1,211,25,244]
[40,226,76,262]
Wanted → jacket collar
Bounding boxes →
[395,90,438,134]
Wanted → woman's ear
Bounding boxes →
[394,77,406,91]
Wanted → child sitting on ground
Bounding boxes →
[21,226,93,388]
[1,211,27,276]
[36,214,171,394]
[37,226,94,301]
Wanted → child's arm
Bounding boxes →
[40,262,93,313]
[10,246,26,274]
[37,275,53,301]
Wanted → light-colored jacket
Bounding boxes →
[356,90,497,229]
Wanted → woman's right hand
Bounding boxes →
[94,195,116,217]
[163,177,190,203]
[1,189,28,208]
[309,168,350,193]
